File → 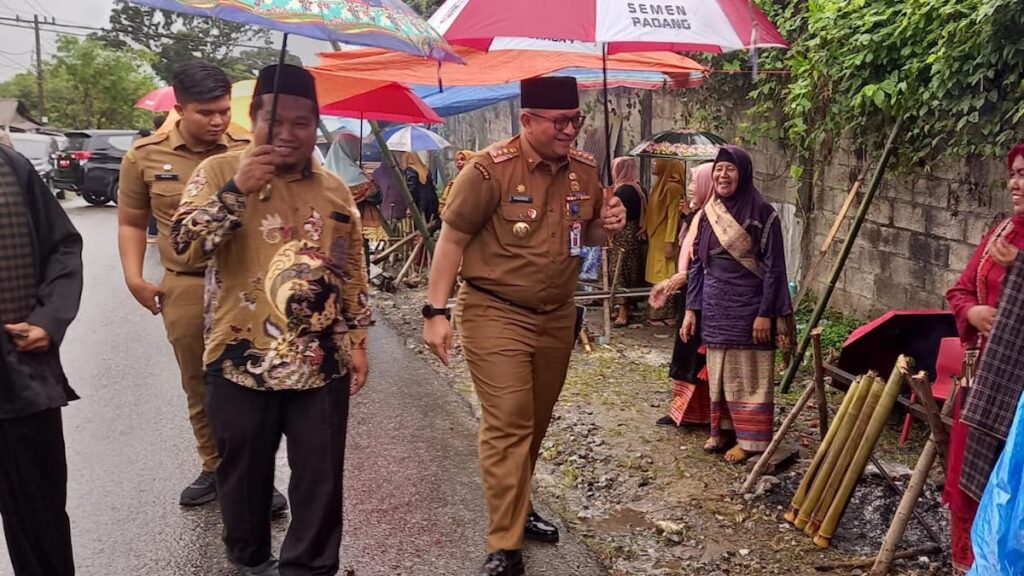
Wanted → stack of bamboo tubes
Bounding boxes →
[783,356,913,548]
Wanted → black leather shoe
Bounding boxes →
[271,486,288,515]
[478,550,524,576]
[180,471,217,506]
[525,511,560,543]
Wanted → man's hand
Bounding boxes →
[753,316,772,344]
[127,278,162,315]
[681,310,698,343]
[423,316,453,366]
[349,348,369,396]
[4,323,51,353]
[234,145,276,195]
[967,305,997,336]
[991,238,1019,268]
[601,196,627,232]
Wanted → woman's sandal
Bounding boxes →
[613,319,629,328]
[702,435,735,454]
[723,446,753,464]
[646,319,671,327]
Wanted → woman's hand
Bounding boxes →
[991,238,1019,268]
[967,305,997,336]
[663,241,678,260]
[681,310,698,343]
[649,273,686,310]
[753,316,772,344]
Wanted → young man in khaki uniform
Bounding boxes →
[423,76,627,576]
[118,62,285,510]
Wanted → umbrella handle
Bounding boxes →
[260,33,290,202]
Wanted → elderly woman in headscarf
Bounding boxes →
[649,162,714,426]
[401,151,439,224]
[609,157,647,327]
[681,146,793,463]
[645,158,685,325]
[440,150,480,216]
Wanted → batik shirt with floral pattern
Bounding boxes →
[171,148,371,391]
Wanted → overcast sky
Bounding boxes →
[0,0,325,82]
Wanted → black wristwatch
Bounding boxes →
[421,304,451,319]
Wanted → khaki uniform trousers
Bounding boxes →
[160,271,219,472]
[457,284,575,552]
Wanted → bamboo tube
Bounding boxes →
[814,356,913,548]
[805,376,885,536]
[784,376,864,523]
[794,373,876,530]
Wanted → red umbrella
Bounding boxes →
[134,86,177,111]
[429,0,788,54]
[320,82,442,124]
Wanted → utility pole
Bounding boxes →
[33,14,45,121]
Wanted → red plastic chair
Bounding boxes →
[898,337,964,446]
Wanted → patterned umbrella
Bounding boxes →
[130,0,459,61]
[629,129,728,161]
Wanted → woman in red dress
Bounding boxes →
[944,143,1024,574]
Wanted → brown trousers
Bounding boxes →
[457,285,575,552]
[160,271,219,472]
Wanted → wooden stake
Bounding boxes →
[743,381,815,495]
[395,238,423,286]
[818,545,942,571]
[870,379,960,576]
[811,328,829,439]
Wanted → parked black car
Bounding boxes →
[54,130,142,206]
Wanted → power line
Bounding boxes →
[26,0,52,19]
[0,20,90,38]
[0,15,275,51]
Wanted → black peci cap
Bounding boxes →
[520,76,579,110]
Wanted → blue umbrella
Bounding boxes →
[385,125,452,152]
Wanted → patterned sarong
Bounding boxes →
[705,347,775,452]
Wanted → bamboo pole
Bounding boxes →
[805,376,885,536]
[746,380,816,492]
[602,247,611,341]
[780,118,903,394]
[783,376,864,519]
[870,378,960,576]
[394,238,423,286]
[371,231,419,265]
[811,328,830,439]
[814,356,913,548]
[818,546,942,572]
[794,374,875,530]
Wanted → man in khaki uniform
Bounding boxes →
[118,61,284,510]
[423,76,627,576]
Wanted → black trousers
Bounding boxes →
[206,372,350,575]
[0,408,74,576]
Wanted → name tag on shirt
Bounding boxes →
[569,222,582,256]
[155,173,179,181]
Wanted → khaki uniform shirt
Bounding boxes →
[119,124,250,273]
[443,135,602,312]
[170,149,372,391]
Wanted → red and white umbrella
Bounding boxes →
[429,0,788,54]
[134,86,177,112]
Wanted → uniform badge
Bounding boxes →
[568,172,579,181]
[513,222,531,238]
[162,163,173,172]
[570,181,581,192]
[526,208,538,219]
[516,184,526,193]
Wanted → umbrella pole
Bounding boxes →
[259,33,289,202]
[779,118,903,395]
[601,43,612,186]
[359,113,364,169]
[369,119,435,255]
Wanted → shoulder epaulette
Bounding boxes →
[569,148,597,167]
[226,127,252,143]
[472,162,491,180]
[132,131,169,149]
[488,145,520,164]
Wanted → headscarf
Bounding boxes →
[1008,143,1024,231]
[646,158,685,233]
[679,163,714,272]
[697,145,776,265]
[612,156,641,191]
[456,149,479,165]
[401,151,429,185]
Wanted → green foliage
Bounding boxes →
[689,0,1024,167]
[101,1,298,83]
[408,0,446,17]
[795,298,864,357]
[0,36,158,129]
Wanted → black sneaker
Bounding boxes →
[271,486,288,515]
[478,550,524,576]
[229,556,280,576]
[180,471,217,506]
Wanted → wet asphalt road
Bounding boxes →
[0,198,604,576]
